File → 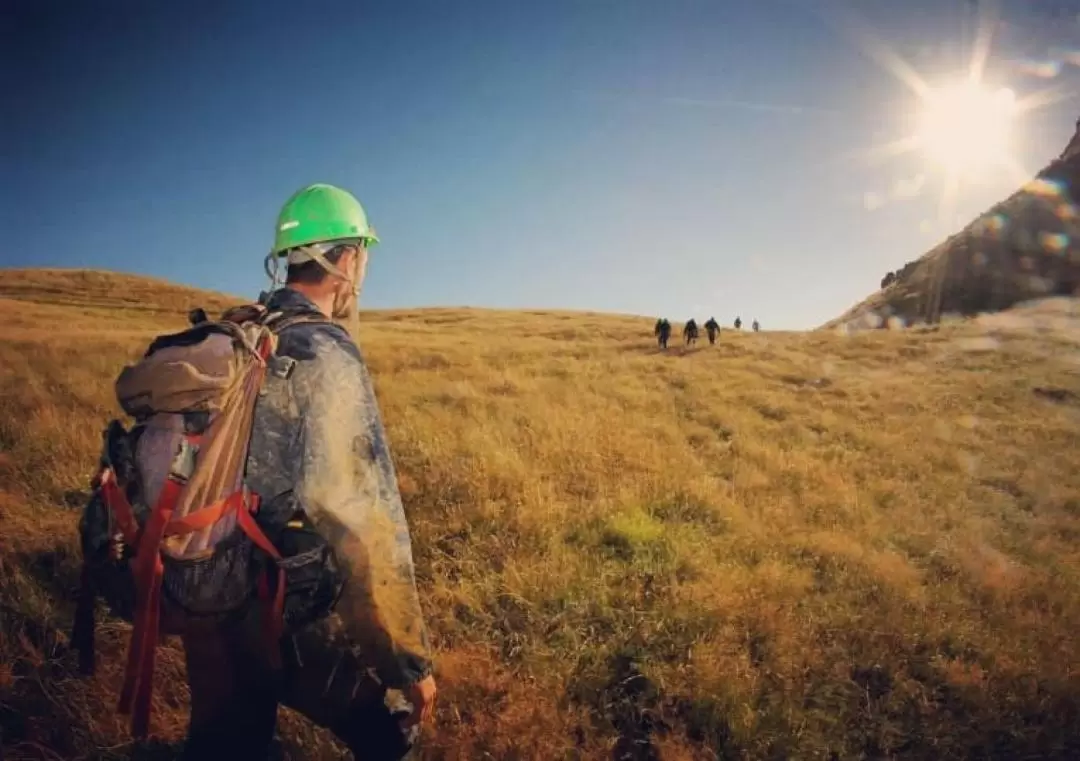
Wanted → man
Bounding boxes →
[703,316,720,345]
[684,318,698,346]
[658,318,671,349]
[181,184,436,760]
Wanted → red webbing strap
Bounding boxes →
[236,498,286,669]
[99,469,140,546]
[257,331,274,362]
[161,492,243,536]
[131,556,163,739]
[117,476,183,738]
[235,493,277,560]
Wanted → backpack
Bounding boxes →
[72,302,329,738]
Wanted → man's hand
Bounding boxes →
[400,674,437,730]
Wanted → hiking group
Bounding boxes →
[654,315,760,349]
[74,184,435,760]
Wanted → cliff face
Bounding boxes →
[825,120,1080,330]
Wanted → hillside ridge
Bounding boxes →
[0,267,656,326]
[825,119,1080,330]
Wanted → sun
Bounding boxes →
[916,79,1017,174]
[833,0,1054,204]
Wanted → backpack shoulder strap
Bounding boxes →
[262,310,332,335]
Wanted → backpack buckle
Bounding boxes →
[169,437,199,483]
[267,355,296,380]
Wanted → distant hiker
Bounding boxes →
[74,184,435,760]
[734,316,742,330]
[704,317,720,345]
[656,318,672,349]
[752,319,760,332]
[684,318,699,346]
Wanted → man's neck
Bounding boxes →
[285,283,335,318]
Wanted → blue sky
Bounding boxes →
[5,0,1080,329]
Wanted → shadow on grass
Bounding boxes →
[567,648,682,761]
[63,489,92,510]
[565,634,1080,761]
[0,548,189,761]
[17,547,83,603]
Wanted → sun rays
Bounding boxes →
[827,0,1074,231]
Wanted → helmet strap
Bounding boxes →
[287,243,355,282]
[331,253,363,340]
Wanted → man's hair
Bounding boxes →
[285,245,349,285]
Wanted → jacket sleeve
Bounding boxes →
[289,327,433,688]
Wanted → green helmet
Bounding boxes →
[271,183,380,256]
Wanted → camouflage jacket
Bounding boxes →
[245,287,432,689]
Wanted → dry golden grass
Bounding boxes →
[2,268,1080,760]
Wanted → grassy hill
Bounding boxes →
[826,123,1080,331]
[2,268,1080,760]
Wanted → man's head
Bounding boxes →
[283,240,369,320]
[269,184,379,322]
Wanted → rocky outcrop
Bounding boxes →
[824,119,1080,330]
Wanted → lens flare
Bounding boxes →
[917,81,1016,173]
